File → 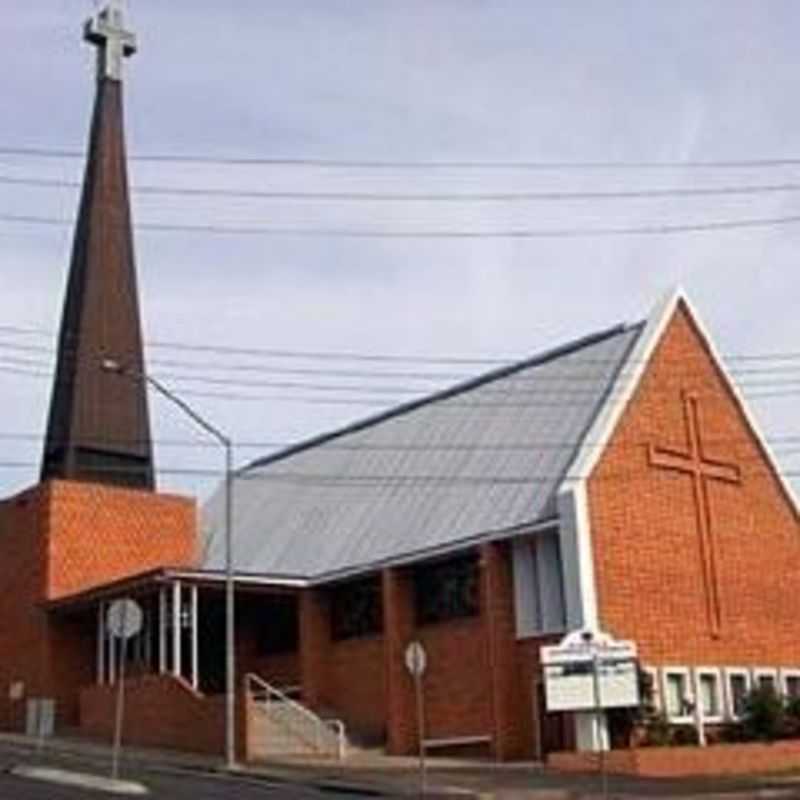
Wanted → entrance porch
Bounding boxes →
[48,571,338,759]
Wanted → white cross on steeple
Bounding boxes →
[84,0,137,82]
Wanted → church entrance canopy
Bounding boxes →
[46,569,305,697]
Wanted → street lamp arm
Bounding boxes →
[101,355,237,768]
[102,359,231,448]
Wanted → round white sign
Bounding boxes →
[404,641,427,677]
[106,598,143,640]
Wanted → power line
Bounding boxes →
[7,211,800,239]
[3,430,799,453]
[7,342,800,384]
[5,146,800,170]
[4,323,800,367]
[10,172,800,203]
[0,457,797,488]
[9,353,800,395]
[8,347,800,391]
[3,362,799,408]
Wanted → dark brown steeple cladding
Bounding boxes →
[41,2,154,490]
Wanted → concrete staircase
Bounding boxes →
[245,674,348,761]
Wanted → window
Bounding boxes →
[755,669,779,694]
[725,669,751,719]
[330,577,383,641]
[697,670,722,719]
[783,672,800,699]
[663,670,690,719]
[257,597,299,655]
[414,554,480,626]
[642,667,661,712]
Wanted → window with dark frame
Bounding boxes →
[257,597,299,656]
[414,553,480,626]
[330,576,383,641]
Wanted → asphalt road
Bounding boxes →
[0,747,377,800]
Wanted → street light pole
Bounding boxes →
[102,359,237,769]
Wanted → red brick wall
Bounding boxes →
[47,611,96,726]
[249,652,300,689]
[0,480,199,734]
[383,568,416,754]
[79,674,236,756]
[379,552,533,758]
[328,635,386,741]
[0,486,49,731]
[45,481,198,600]
[418,617,492,739]
[549,741,800,777]
[482,541,528,759]
[589,303,800,665]
[515,634,571,758]
[299,588,387,742]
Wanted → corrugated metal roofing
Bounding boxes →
[201,322,644,582]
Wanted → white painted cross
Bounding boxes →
[84,1,138,82]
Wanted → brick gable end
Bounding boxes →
[588,302,800,665]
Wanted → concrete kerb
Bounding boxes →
[9,764,149,796]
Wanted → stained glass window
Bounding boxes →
[414,553,480,625]
[330,577,383,641]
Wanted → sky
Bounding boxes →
[0,1,799,502]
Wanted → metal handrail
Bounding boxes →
[245,673,347,760]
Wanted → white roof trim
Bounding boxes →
[165,570,309,589]
[556,286,800,633]
[555,287,680,629]
[569,285,798,513]
[679,295,800,516]
[566,286,682,483]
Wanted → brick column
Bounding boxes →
[382,567,417,755]
[299,589,329,709]
[481,541,527,760]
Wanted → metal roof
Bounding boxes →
[201,322,644,582]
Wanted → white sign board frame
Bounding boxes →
[541,629,640,713]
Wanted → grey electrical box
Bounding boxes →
[25,698,55,738]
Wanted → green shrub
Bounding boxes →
[671,724,700,747]
[608,665,658,748]
[640,711,672,747]
[741,685,785,742]
[783,695,800,739]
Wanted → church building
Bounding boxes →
[0,3,798,764]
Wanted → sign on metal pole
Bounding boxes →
[541,628,639,713]
[106,598,143,782]
[542,629,639,800]
[404,641,428,795]
[405,640,427,678]
[106,599,143,641]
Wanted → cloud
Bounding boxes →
[0,0,798,498]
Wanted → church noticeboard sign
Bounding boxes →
[541,629,639,712]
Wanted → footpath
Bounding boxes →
[1,732,799,799]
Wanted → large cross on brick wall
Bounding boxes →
[648,392,742,637]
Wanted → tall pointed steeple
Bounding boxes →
[41,1,154,490]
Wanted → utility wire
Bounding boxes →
[7,350,800,392]
[0,457,798,487]
[9,354,800,394]
[7,211,800,239]
[3,362,799,408]
[4,430,800,452]
[4,323,800,367]
[7,342,800,382]
[10,173,800,203]
[5,146,800,170]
